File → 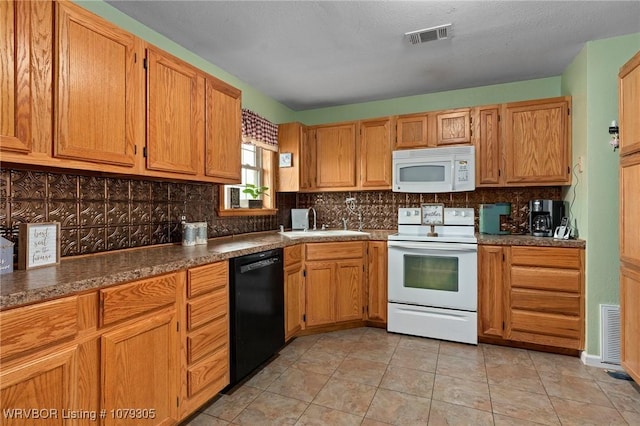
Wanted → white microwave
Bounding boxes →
[392,146,475,193]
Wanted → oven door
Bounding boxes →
[387,241,477,311]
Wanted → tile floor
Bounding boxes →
[182,327,640,425]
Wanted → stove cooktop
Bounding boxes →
[391,207,477,243]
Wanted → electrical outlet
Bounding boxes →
[577,156,584,173]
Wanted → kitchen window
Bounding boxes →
[222,143,275,208]
[217,109,278,216]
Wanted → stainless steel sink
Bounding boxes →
[279,230,369,239]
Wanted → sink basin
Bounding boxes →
[279,230,369,239]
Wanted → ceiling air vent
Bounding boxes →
[405,24,452,45]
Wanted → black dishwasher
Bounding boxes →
[228,248,284,388]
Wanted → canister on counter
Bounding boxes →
[182,222,197,246]
[196,222,208,245]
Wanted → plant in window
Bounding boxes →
[242,183,269,199]
[242,184,269,208]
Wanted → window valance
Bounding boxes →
[242,109,278,152]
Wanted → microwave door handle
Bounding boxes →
[450,159,456,191]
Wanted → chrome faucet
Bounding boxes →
[308,207,317,231]
[357,212,364,232]
[342,218,348,230]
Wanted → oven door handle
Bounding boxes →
[387,241,477,252]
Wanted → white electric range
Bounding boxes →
[387,207,478,345]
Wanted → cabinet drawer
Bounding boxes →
[187,315,228,364]
[511,266,581,292]
[187,347,229,397]
[0,296,79,360]
[101,273,178,326]
[187,288,227,331]
[511,246,582,269]
[187,261,228,298]
[306,242,364,261]
[284,244,303,266]
[511,288,580,316]
[509,310,582,348]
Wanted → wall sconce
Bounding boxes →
[609,120,619,151]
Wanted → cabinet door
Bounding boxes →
[284,263,304,340]
[474,106,502,186]
[102,311,179,426]
[619,51,640,156]
[621,266,640,383]
[436,109,471,146]
[478,245,504,338]
[360,118,393,189]
[367,241,387,324]
[55,1,139,167]
[305,262,335,326]
[1,345,78,426]
[0,0,51,155]
[503,97,571,185]
[277,122,306,192]
[205,76,242,183]
[146,46,202,176]
[396,114,429,149]
[620,153,640,269]
[314,123,357,188]
[335,260,364,322]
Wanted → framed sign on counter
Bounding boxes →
[18,222,61,270]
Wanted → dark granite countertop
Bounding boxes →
[0,229,584,310]
[477,234,586,248]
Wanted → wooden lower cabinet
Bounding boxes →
[621,266,640,382]
[478,244,585,351]
[304,242,365,328]
[478,245,505,338]
[366,241,387,325]
[101,310,179,426]
[284,245,305,340]
[1,344,80,426]
[182,262,230,417]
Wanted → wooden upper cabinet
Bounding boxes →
[503,97,571,185]
[55,1,139,168]
[396,113,429,149]
[619,51,640,156]
[146,46,203,176]
[313,122,357,188]
[278,122,308,192]
[1,0,51,155]
[435,108,471,146]
[359,118,393,189]
[474,105,502,186]
[205,76,241,183]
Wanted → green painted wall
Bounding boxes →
[567,33,640,357]
[73,0,297,124]
[295,78,561,125]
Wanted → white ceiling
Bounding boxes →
[105,1,640,111]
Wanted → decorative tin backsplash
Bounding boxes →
[0,168,294,258]
[295,187,562,234]
[1,167,562,260]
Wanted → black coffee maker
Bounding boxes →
[529,200,565,237]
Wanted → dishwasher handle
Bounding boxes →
[239,256,280,274]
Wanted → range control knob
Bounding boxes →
[461,211,467,217]
[405,210,411,217]
[452,210,458,216]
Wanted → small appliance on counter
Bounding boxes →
[479,203,511,235]
[291,209,309,230]
[529,199,566,237]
